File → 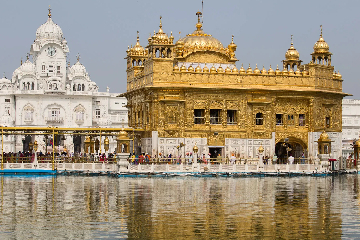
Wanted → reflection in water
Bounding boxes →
[0,175,359,239]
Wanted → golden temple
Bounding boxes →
[124,11,349,161]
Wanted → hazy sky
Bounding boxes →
[0,0,359,98]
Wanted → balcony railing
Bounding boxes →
[45,116,64,123]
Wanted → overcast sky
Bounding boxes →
[0,0,359,98]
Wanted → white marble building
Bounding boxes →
[0,10,127,154]
[342,99,360,158]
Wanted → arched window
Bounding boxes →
[73,84,76,91]
[78,84,81,91]
[22,82,25,90]
[255,113,263,125]
[82,84,85,91]
[31,82,34,90]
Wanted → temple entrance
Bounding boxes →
[275,138,307,164]
[209,147,222,159]
[73,135,82,153]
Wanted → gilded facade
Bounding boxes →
[124,12,348,160]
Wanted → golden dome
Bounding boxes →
[117,130,129,140]
[129,31,146,56]
[285,36,300,61]
[313,26,329,53]
[203,64,209,72]
[180,64,187,72]
[210,65,217,74]
[149,16,173,45]
[232,66,239,74]
[173,64,180,72]
[217,65,224,73]
[239,64,246,74]
[268,65,275,75]
[318,131,330,142]
[337,71,342,79]
[188,65,194,72]
[261,66,267,74]
[295,68,301,75]
[195,64,202,73]
[289,68,295,75]
[282,68,288,75]
[253,64,260,74]
[225,66,231,74]
[175,11,229,58]
[246,64,253,74]
[275,65,281,75]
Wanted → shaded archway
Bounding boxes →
[275,137,307,164]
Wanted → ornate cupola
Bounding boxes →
[282,35,302,71]
[126,31,147,75]
[147,16,174,59]
[311,25,332,66]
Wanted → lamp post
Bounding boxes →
[104,136,109,155]
[258,145,264,167]
[193,142,199,164]
[33,140,38,167]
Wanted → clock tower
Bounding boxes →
[29,7,69,92]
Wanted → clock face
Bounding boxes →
[47,46,56,57]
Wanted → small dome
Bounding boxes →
[36,16,63,42]
[246,64,253,74]
[253,64,260,74]
[188,65,194,72]
[239,64,246,74]
[217,65,224,73]
[210,65,217,74]
[225,66,231,74]
[195,64,202,73]
[295,68,301,75]
[0,77,11,84]
[173,64,179,72]
[20,60,36,75]
[180,64,187,72]
[203,64,209,72]
[275,65,281,75]
[268,65,275,75]
[285,42,300,61]
[313,27,330,53]
[337,71,342,79]
[261,66,267,74]
[318,131,330,142]
[302,69,309,76]
[116,130,129,140]
[129,33,146,56]
[289,68,295,75]
[70,61,87,77]
[232,66,239,74]
[282,68,288,75]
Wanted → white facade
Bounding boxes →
[0,13,127,154]
[342,99,360,158]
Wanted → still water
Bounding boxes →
[0,175,359,239]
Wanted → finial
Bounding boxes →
[48,5,51,18]
[179,31,181,38]
[320,25,323,37]
[68,61,70,67]
[231,35,234,43]
[153,30,156,36]
[21,57,22,65]
[26,53,30,60]
[76,53,80,62]
[159,16,162,28]
[248,63,251,68]
[3,72,5,78]
[196,11,202,23]
[291,35,293,45]
[137,30,139,42]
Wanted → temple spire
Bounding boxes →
[320,25,323,37]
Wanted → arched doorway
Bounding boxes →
[275,137,307,164]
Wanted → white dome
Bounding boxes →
[20,60,36,75]
[36,17,63,41]
[70,61,87,78]
[0,77,11,84]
